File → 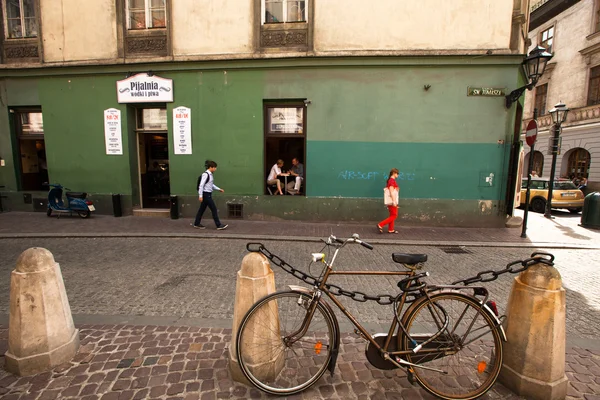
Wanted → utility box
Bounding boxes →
[169,195,178,219]
[581,192,600,229]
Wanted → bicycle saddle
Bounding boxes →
[392,253,427,264]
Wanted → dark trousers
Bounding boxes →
[194,192,221,227]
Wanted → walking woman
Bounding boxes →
[377,168,400,234]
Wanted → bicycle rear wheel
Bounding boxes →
[402,292,503,400]
[236,290,335,396]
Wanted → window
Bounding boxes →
[540,26,554,53]
[2,0,37,39]
[588,65,600,106]
[263,0,306,23]
[533,84,548,116]
[127,0,166,30]
[596,0,600,33]
[567,148,591,179]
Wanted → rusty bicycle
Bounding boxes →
[235,234,554,399]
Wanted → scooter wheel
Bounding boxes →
[46,208,53,217]
[77,209,91,219]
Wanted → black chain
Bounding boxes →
[247,243,397,305]
[451,252,555,286]
[247,244,555,304]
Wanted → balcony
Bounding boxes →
[522,103,600,132]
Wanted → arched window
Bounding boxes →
[566,148,591,179]
[524,150,544,176]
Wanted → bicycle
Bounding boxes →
[236,234,554,399]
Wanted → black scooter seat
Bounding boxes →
[66,192,87,199]
[392,253,427,264]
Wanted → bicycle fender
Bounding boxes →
[288,285,341,375]
[400,289,507,342]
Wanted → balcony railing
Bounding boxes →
[522,103,600,132]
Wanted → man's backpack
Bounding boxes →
[195,172,208,192]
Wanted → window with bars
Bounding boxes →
[127,0,166,30]
[263,0,306,23]
[2,0,37,39]
[540,26,554,53]
[533,84,548,116]
[588,65,600,106]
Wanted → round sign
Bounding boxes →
[525,120,538,147]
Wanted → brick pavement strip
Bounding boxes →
[0,325,528,400]
[0,325,598,399]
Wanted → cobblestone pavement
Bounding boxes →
[0,238,599,340]
[0,325,599,400]
[1,209,599,248]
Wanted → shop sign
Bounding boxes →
[467,87,506,97]
[104,108,123,155]
[173,106,192,155]
[116,73,173,103]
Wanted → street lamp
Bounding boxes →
[505,46,553,109]
[544,101,570,218]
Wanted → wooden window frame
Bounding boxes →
[126,0,166,31]
[567,149,591,179]
[539,25,554,54]
[533,83,548,116]
[588,64,600,106]
[255,0,313,51]
[116,0,171,59]
[262,0,308,24]
[2,0,37,39]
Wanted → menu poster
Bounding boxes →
[104,108,123,155]
[173,106,192,155]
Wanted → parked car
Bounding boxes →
[520,177,585,214]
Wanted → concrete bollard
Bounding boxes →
[498,262,568,400]
[229,251,279,384]
[5,248,79,376]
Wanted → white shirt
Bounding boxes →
[267,164,282,181]
[198,170,221,195]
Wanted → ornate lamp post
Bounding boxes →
[505,46,554,109]
[544,101,570,218]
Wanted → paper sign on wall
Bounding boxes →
[104,108,123,155]
[173,106,192,155]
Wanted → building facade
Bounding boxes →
[522,0,600,192]
[0,0,531,226]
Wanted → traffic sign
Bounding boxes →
[525,120,538,146]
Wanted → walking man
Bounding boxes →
[192,160,228,230]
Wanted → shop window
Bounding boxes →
[566,148,591,179]
[588,65,600,106]
[264,103,306,196]
[2,0,37,39]
[539,26,554,54]
[263,0,306,23]
[13,109,47,191]
[127,0,166,30]
[533,83,548,116]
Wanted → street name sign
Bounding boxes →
[525,119,538,146]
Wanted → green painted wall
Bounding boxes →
[0,57,522,225]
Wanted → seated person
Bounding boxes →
[287,157,304,195]
[267,159,285,195]
[578,177,588,191]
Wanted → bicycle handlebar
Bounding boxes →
[330,234,373,250]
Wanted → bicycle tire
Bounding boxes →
[401,292,503,400]
[236,290,335,396]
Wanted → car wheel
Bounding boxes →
[531,198,546,213]
[569,208,582,214]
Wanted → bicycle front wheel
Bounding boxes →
[236,290,335,396]
[402,292,503,400]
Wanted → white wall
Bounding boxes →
[41,0,118,62]
[171,0,253,56]
[314,0,514,51]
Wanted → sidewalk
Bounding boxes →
[1,209,599,248]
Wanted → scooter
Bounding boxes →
[46,183,95,218]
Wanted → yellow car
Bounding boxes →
[520,178,585,214]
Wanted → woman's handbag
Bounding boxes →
[383,187,394,206]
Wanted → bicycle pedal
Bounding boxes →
[406,367,416,385]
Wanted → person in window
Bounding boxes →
[267,159,285,195]
[286,157,304,195]
[578,177,588,191]
[377,168,400,234]
[531,171,539,177]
